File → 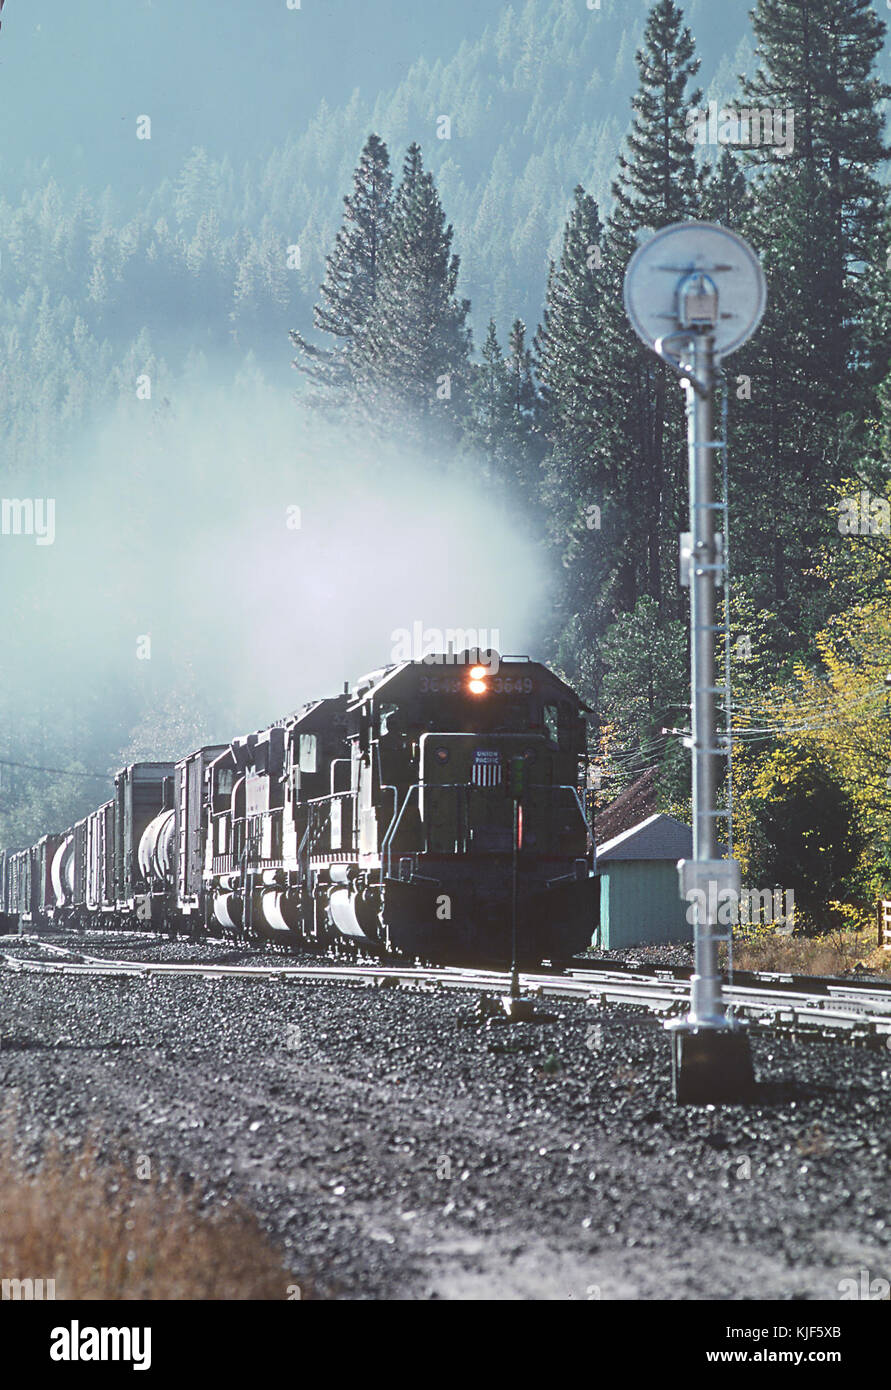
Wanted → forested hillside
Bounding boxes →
[1,0,756,471]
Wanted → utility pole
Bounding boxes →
[502,753,534,1020]
[624,223,766,1103]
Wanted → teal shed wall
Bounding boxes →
[598,860,693,949]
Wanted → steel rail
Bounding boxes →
[3,946,891,1045]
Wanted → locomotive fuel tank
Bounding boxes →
[213,891,243,931]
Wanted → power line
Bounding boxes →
[0,759,111,781]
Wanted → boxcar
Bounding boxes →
[0,847,22,929]
[86,802,116,916]
[8,846,36,924]
[175,746,225,917]
[72,818,88,917]
[35,833,65,922]
[113,762,175,915]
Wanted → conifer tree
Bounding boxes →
[741,0,890,378]
[356,143,472,448]
[727,0,891,632]
[468,318,541,509]
[534,186,610,616]
[611,0,701,232]
[590,0,702,619]
[507,319,537,423]
[534,185,604,457]
[534,0,705,773]
[699,148,751,227]
[290,133,393,399]
[468,320,517,480]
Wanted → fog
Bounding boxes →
[1,356,551,782]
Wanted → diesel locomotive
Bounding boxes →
[0,651,597,965]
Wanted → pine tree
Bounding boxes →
[590,0,703,619]
[741,0,891,377]
[535,0,704,773]
[467,318,542,509]
[727,0,891,632]
[356,143,472,449]
[699,148,751,227]
[535,185,608,607]
[507,319,537,423]
[611,0,702,232]
[290,133,393,401]
[468,320,516,482]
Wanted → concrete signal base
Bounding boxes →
[669,1024,756,1105]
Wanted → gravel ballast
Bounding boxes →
[1,933,889,1300]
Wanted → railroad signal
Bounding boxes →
[503,754,535,1020]
[623,223,766,1105]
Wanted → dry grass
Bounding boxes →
[0,1111,309,1300]
[722,926,891,978]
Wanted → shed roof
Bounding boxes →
[595,766,659,844]
[596,812,693,864]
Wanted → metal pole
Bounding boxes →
[509,794,519,998]
[685,332,725,1028]
[622,222,763,1103]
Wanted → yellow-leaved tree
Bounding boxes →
[733,584,891,928]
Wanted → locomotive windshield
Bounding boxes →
[378,694,535,737]
[375,692,582,747]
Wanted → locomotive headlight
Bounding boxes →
[469,666,487,680]
[469,679,487,695]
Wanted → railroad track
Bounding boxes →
[3,936,891,1048]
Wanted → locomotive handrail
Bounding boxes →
[329,758,351,797]
[382,784,420,882]
[301,790,362,858]
[551,784,595,838]
[304,799,334,859]
[381,781,592,880]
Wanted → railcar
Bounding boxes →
[0,847,24,931]
[113,763,175,920]
[7,845,36,926]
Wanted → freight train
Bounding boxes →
[0,651,597,965]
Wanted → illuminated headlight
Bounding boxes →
[469,679,487,694]
[469,666,487,680]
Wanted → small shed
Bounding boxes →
[596,813,694,949]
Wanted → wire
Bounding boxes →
[0,759,111,781]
